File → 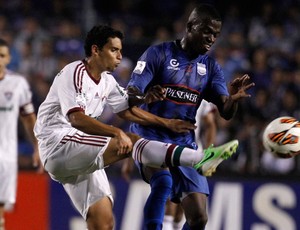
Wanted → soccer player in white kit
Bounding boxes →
[34,25,239,229]
[0,38,41,230]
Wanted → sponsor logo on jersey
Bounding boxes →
[116,84,127,98]
[0,105,13,111]
[94,92,100,99]
[197,63,206,75]
[167,59,180,70]
[133,61,146,74]
[75,93,87,110]
[164,85,200,105]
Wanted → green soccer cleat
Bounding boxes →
[194,139,239,176]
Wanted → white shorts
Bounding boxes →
[0,161,17,208]
[63,169,113,219]
[43,131,113,219]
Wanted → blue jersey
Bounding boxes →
[127,40,229,148]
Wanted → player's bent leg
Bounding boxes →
[181,193,208,230]
[45,131,112,180]
[62,170,114,228]
[86,197,114,230]
[194,139,239,176]
[102,132,141,166]
[142,167,172,230]
[0,205,4,230]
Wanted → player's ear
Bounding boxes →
[91,44,100,54]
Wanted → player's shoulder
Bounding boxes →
[102,71,117,83]
[57,60,84,78]
[63,60,84,71]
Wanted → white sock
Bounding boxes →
[173,221,183,230]
[162,215,174,230]
[132,138,204,168]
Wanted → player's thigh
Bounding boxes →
[86,196,114,229]
[181,192,207,220]
[45,133,111,177]
[102,133,140,166]
[0,161,17,205]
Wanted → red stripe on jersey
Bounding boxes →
[73,62,85,93]
[66,107,84,117]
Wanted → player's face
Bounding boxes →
[0,45,11,73]
[98,37,122,72]
[188,19,221,55]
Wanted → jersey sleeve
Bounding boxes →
[203,59,229,103]
[18,77,35,115]
[211,61,229,96]
[106,77,129,113]
[55,65,83,118]
[127,45,162,93]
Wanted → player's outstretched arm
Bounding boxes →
[218,74,255,120]
[127,85,166,106]
[117,106,196,133]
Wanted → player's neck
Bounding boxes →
[84,58,102,80]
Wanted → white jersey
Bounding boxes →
[194,100,216,151]
[0,70,34,162]
[34,60,129,165]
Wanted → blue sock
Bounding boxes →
[143,170,172,230]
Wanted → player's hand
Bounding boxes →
[165,119,196,133]
[229,74,255,100]
[115,130,133,155]
[144,85,166,104]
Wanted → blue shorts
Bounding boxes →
[169,166,209,203]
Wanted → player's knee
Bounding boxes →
[150,170,173,192]
[186,212,208,229]
[127,132,141,144]
[87,217,114,230]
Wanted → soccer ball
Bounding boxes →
[262,116,300,158]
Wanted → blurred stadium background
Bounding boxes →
[2,0,300,229]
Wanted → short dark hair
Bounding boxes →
[189,3,222,23]
[0,38,9,47]
[84,25,124,57]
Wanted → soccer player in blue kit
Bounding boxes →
[126,4,255,230]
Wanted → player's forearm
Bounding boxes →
[20,113,39,148]
[118,106,168,127]
[127,86,146,106]
[68,111,123,137]
[219,96,238,120]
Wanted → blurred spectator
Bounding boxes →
[249,47,271,91]
[30,39,58,82]
[14,16,49,57]
[152,26,172,45]
[53,19,84,61]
